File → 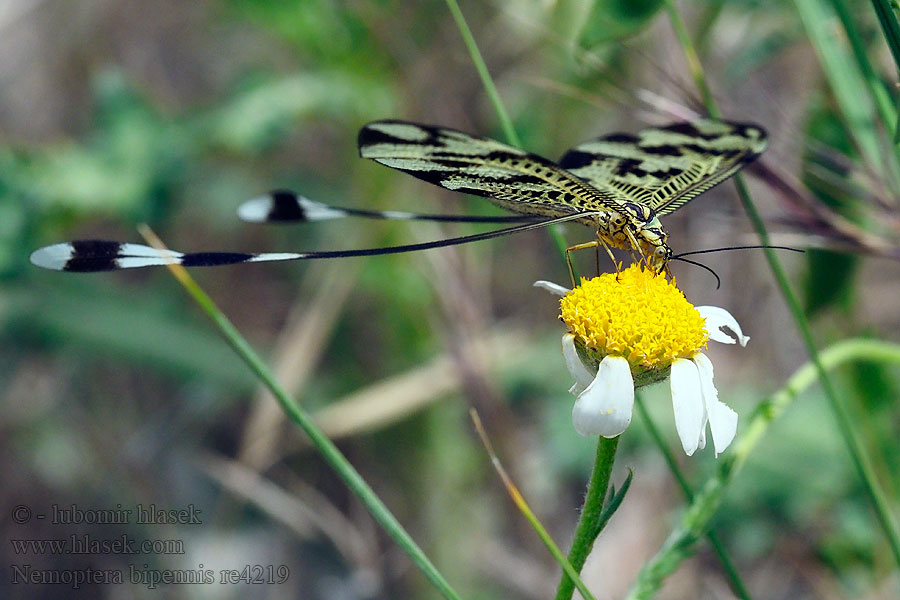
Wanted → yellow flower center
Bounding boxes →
[560,264,708,371]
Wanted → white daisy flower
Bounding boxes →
[536,264,749,457]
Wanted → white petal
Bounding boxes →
[670,358,707,456]
[534,280,570,296]
[696,306,749,347]
[562,333,594,395]
[572,356,634,437]
[692,353,738,456]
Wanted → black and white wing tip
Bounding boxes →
[238,189,348,223]
[30,241,184,272]
[29,240,302,272]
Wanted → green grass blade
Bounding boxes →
[443,0,573,275]
[795,0,899,186]
[626,338,900,599]
[137,228,464,600]
[634,395,753,600]
[667,1,900,572]
[664,1,718,118]
[870,0,900,75]
[470,410,597,600]
[443,0,520,147]
[827,0,898,140]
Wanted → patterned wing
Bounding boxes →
[358,120,625,221]
[558,120,767,216]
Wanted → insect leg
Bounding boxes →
[565,240,598,287]
[565,235,620,287]
[624,228,648,267]
[595,232,618,271]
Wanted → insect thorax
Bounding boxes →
[594,208,670,269]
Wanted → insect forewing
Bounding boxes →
[559,120,767,216]
[358,120,623,220]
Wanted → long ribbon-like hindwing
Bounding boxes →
[30,119,767,272]
[29,213,595,272]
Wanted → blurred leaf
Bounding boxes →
[848,357,898,412]
[726,23,802,85]
[8,279,255,388]
[846,354,900,494]
[795,0,892,185]
[724,390,851,528]
[802,104,861,316]
[0,180,29,276]
[818,501,878,586]
[870,0,900,79]
[224,0,374,63]
[11,71,189,220]
[579,0,664,48]
[205,72,395,152]
[803,249,857,316]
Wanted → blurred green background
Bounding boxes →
[3,1,900,598]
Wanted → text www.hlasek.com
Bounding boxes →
[11,534,184,555]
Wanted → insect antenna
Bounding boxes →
[668,256,722,289]
[671,245,804,260]
[668,245,804,289]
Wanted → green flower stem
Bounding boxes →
[443,0,573,273]
[665,3,900,570]
[634,395,752,600]
[554,435,620,600]
[140,228,462,600]
[626,338,900,599]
